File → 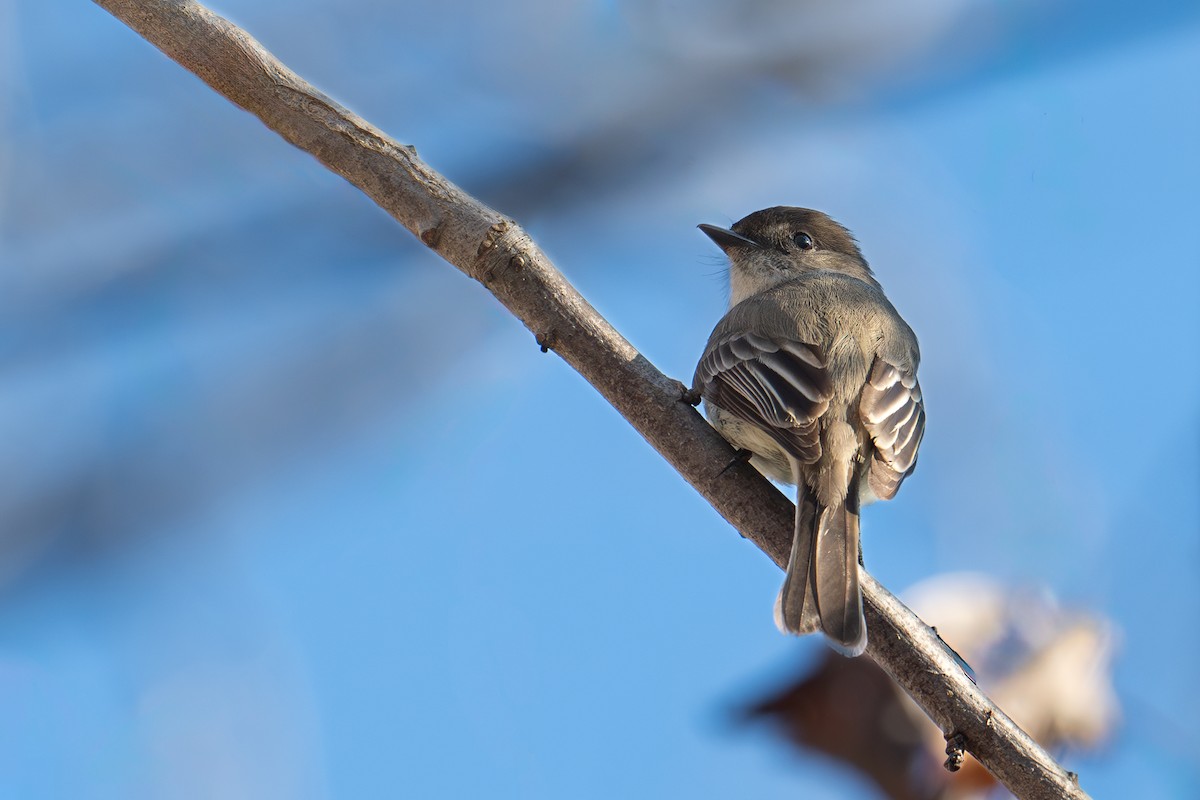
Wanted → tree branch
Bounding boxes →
[91,2,1090,798]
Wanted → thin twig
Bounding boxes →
[91,2,1090,798]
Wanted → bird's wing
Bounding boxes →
[858,358,925,500]
[695,332,833,464]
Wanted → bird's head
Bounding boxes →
[699,207,875,305]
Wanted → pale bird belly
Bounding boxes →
[706,404,795,485]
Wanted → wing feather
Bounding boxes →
[859,358,926,500]
[695,333,833,464]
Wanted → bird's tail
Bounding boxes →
[775,485,867,656]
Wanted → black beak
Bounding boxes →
[698,223,760,253]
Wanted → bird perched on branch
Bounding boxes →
[693,207,925,655]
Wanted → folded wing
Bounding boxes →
[694,333,833,464]
[858,358,925,500]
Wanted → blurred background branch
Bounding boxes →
[87,1,1094,797]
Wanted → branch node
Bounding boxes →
[419,222,444,248]
[478,220,509,257]
[536,330,558,353]
[943,731,966,773]
[478,220,529,283]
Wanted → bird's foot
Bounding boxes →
[677,382,702,407]
[717,448,754,478]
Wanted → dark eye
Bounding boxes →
[792,232,814,250]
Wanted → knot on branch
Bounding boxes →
[476,219,534,284]
[943,731,967,773]
[420,222,444,248]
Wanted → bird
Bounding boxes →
[693,207,924,655]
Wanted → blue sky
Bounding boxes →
[2,1,1198,798]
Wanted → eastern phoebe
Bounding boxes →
[693,207,924,655]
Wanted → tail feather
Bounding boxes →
[814,501,866,656]
[775,487,821,636]
[776,486,867,656]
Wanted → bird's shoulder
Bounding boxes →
[708,272,920,380]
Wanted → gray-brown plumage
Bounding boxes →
[693,207,924,655]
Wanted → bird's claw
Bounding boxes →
[678,382,702,406]
[717,448,754,478]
